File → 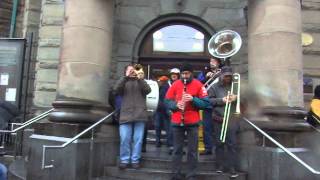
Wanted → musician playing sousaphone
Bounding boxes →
[114,64,151,170]
[197,57,223,155]
[165,63,210,180]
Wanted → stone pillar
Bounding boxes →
[248,0,303,108]
[50,0,114,123]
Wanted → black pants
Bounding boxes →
[172,125,198,178]
[213,119,239,170]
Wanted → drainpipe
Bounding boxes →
[9,0,19,38]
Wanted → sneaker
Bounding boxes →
[229,168,239,178]
[118,163,129,170]
[200,149,212,155]
[216,166,223,173]
[131,163,141,169]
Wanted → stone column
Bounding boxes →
[50,0,114,123]
[248,0,303,108]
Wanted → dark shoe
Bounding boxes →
[170,173,184,180]
[200,149,212,155]
[156,142,162,147]
[168,146,174,155]
[131,163,141,169]
[142,146,146,152]
[118,163,129,170]
[229,168,239,178]
[186,176,197,180]
[216,166,223,173]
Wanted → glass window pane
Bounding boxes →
[153,25,204,53]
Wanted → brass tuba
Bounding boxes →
[208,30,242,59]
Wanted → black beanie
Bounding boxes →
[181,63,193,72]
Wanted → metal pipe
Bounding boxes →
[0,109,53,133]
[243,117,320,175]
[10,0,20,37]
[41,111,116,169]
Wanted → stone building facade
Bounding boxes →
[0,0,318,112]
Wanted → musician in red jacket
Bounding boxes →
[165,63,210,180]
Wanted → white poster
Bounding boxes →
[0,73,9,85]
[5,88,16,102]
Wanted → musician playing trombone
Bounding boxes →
[207,66,239,178]
[165,63,210,180]
[197,57,222,155]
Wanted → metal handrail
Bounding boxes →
[41,111,116,169]
[0,109,53,133]
[243,117,320,175]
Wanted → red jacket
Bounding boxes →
[165,79,208,125]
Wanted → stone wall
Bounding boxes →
[32,0,64,108]
[28,0,320,109]
[302,0,320,87]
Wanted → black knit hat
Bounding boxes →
[221,66,233,76]
[181,63,193,72]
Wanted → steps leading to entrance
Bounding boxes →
[104,166,247,180]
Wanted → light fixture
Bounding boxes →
[195,32,204,40]
[153,31,163,39]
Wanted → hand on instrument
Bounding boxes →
[206,72,214,78]
[137,72,144,79]
[183,93,193,102]
[222,94,237,103]
[177,101,185,110]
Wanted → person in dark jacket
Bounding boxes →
[207,66,239,178]
[114,64,151,169]
[165,64,210,180]
[154,76,169,147]
[197,57,222,155]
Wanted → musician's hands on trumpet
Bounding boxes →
[126,64,145,79]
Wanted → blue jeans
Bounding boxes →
[0,163,7,180]
[119,122,145,164]
[203,108,214,151]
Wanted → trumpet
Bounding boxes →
[132,64,145,79]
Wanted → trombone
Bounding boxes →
[220,73,241,143]
[207,29,242,143]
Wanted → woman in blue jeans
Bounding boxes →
[114,64,151,169]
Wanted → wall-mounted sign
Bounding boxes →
[0,73,9,85]
[5,88,16,101]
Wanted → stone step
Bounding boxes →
[104,166,247,180]
[141,156,216,171]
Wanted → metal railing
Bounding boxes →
[0,109,53,134]
[41,111,116,169]
[243,117,320,175]
[0,109,53,157]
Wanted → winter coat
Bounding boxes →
[114,77,151,124]
[165,78,210,126]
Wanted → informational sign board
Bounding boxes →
[0,39,26,107]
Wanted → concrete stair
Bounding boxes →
[102,143,247,180]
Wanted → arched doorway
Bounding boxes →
[135,15,214,80]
